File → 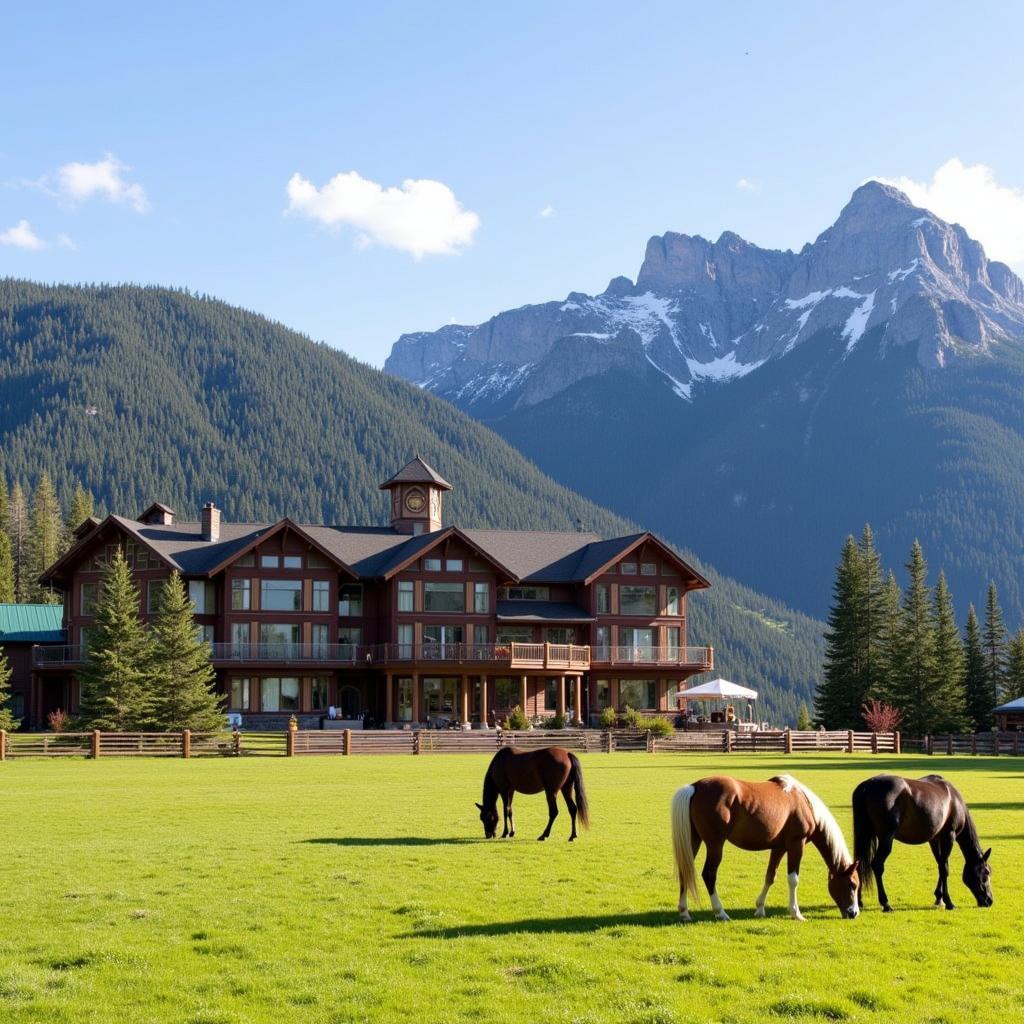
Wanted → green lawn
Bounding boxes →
[1,752,1020,1024]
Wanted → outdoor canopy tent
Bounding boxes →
[681,678,759,700]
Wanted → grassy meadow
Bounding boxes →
[0,752,1020,1024]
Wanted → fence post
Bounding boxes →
[0,729,5,761]
[893,731,901,755]
[871,731,878,754]
[846,729,854,754]
[413,731,421,755]
[1014,731,1021,757]
[182,729,191,759]
[646,732,654,753]
[91,730,101,759]
[343,728,352,756]
[784,727,793,754]
[971,732,977,755]
[604,730,612,754]
[992,728,999,756]
[724,729,733,754]
[946,734,953,756]
[232,730,241,756]
[926,735,933,755]
[285,729,295,757]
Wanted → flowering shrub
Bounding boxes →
[861,699,903,733]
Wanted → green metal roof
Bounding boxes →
[0,603,66,643]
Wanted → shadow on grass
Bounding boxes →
[301,836,480,847]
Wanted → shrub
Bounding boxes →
[796,703,814,730]
[598,706,618,728]
[541,713,566,730]
[639,716,674,737]
[503,705,530,731]
[861,699,903,733]
[47,708,69,733]
[620,705,643,729]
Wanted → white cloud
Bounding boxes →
[0,219,47,250]
[539,204,555,218]
[55,153,149,212]
[285,170,479,259]
[876,158,1024,266]
[56,233,77,250]
[736,178,759,193]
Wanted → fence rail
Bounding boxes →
[3,728,1019,760]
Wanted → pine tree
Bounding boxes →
[817,536,865,728]
[0,646,16,731]
[77,549,156,731]
[27,472,63,603]
[963,604,989,731]
[981,582,1007,715]
[1005,629,1024,703]
[0,480,14,604]
[858,525,886,698]
[889,541,936,737]
[931,571,967,731]
[875,570,902,701]
[796,703,813,730]
[63,483,95,553]
[148,572,225,731]
[6,483,29,603]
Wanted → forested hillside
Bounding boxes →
[0,279,822,721]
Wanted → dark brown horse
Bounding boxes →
[672,774,860,921]
[852,774,993,911]
[477,746,590,841]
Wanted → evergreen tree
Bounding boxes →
[796,703,813,730]
[962,604,989,731]
[6,483,29,602]
[149,572,225,731]
[27,472,63,603]
[0,481,14,603]
[889,541,936,737]
[1004,628,1024,703]
[858,525,886,698]
[77,549,155,731]
[981,582,1007,714]
[817,536,865,727]
[931,571,967,731]
[875,570,902,701]
[63,483,95,553]
[0,646,16,731]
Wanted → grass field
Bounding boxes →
[1,753,1021,1024]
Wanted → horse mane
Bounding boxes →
[482,769,498,808]
[958,801,984,859]
[776,775,852,870]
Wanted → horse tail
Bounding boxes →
[852,782,877,893]
[671,785,699,904]
[568,752,590,829]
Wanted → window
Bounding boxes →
[231,622,250,655]
[619,679,656,710]
[667,587,681,616]
[283,555,302,569]
[446,558,463,572]
[397,580,414,612]
[494,677,517,708]
[641,562,657,576]
[312,580,331,612]
[423,625,463,647]
[473,582,489,613]
[497,626,533,644]
[423,557,441,572]
[621,562,637,575]
[620,585,657,616]
[189,580,216,614]
[260,555,279,568]
[230,677,251,711]
[312,623,330,652]
[80,582,98,615]
[195,624,215,645]
[237,554,255,567]
[499,585,550,601]
[231,578,251,610]
[338,583,362,616]
[474,624,489,646]
[423,582,464,613]
[147,580,162,614]
[545,679,558,712]
[311,678,329,711]
[397,678,413,722]
[666,626,680,657]
[596,584,609,614]
[261,677,300,713]
[260,579,302,612]
[595,626,610,659]
[260,623,300,654]
[596,679,611,709]
[338,626,361,648]
[397,623,413,659]
[620,626,654,661]
[544,627,575,644]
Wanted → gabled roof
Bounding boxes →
[0,603,65,643]
[460,529,601,581]
[203,518,357,578]
[138,501,175,519]
[379,457,453,491]
[373,526,517,581]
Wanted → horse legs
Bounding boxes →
[931,832,955,910]
[701,840,730,921]
[755,847,785,918]
[561,781,578,841]
[537,789,559,841]
[678,831,702,923]
[506,793,515,838]
[786,842,806,921]
[500,792,510,839]
[870,833,896,911]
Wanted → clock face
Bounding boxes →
[405,490,426,513]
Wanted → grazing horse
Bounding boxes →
[671,775,860,921]
[477,746,590,841]
[852,774,993,911]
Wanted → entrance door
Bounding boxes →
[423,625,464,659]
[422,677,457,719]
[338,685,361,719]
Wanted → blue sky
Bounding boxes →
[3,1,1023,367]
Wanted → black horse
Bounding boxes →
[852,774,993,911]
[476,746,590,841]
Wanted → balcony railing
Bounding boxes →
[208,643,364,664]
[591,645,714,669]
[33,645,84,667]
[372,642,591,670]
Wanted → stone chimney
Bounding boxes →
[202,502,221,542]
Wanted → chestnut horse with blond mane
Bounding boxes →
[671,775,860,921]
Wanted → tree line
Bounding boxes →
[814,526,1023,733]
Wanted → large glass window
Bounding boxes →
[338,626,362,650]
[545,678,558,712]
[423,625,463,650]
[595,626,610,659]
[397,580,414,612]
[666,627,680,658]
[189,580,216,614]
[338,583,362,616]
[259,623,300,655]
[312,580,331,612]
[620,627,654,661]
[397,623,413,659]
[422,678,457,718]
[311,678,329,711]
[231,578,251,610]
[619,679,656,710]
[261,677,300,713]
[620,585,657,616]
[544,627,575,644]
[230,677,251,711]
[596,679,611,709]
[497,626,533,644]
[146,580,162,614]
[81,582,98,615]
[423,582,464,613]
[231,622,250,655]
[494,677,518,708]
[499,586,550,601]
[312,623,330,653]
[260,579,302,612]
[397,678,413,722]
[596,584,609,614]
[473,582,489,613]
[667,587,681,616]
[195,624,215,645]
[474,624,489,646]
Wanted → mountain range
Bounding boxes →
[385,183,1024,622]
[0,279,823,722]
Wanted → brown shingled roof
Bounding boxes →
[378,456,453,491]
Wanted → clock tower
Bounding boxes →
[379,457,453,534]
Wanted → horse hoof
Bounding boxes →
[716,912,731,922]
[537,836,546,842]
[945,903,956,911]
[789,911,805,922]
[882,905,894,913]
[754,907,766,919]
[679,911,693,923]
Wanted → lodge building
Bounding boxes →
[30,459,714,729]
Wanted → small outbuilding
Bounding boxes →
[994,696,1024,732]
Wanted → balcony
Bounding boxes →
[33,645,84,667]
[591,645,714,670]
[371,642,591,671]
[208,643,365,665]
